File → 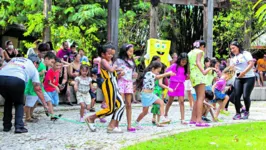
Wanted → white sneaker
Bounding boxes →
[80,117,85,123]
[160,116,171,124]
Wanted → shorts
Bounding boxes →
[90,90,96,99]
[214,89,226,100]
[140,92,160,107]
[26,92,51,107]
[96,88,104,101]
[118,78,133,94]
[47,90,59,106]
[192,86,212,102]
[185,80,193,91]
[151,104,160,115]
[168,81,185,97]
[76,91,91,105]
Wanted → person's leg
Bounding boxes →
[47,101,54,114]
[187,90,193,109]
[259,71,264,86]
[194,84,205,123]
[125,93,133,129]
[178,96,185,121]
[54,91,59,106]
[136,107,149,122]
[242,77,255,112]
[165,96,174,117]
[24,106,31,120]
[80,102,86,118]
[2,94,13,130]
[110,91,125,128]
[234,78,243,114]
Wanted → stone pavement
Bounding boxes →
[0,101,266,150]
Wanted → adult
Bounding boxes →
[256,54,266,86]
[79,49,89,63]
[69,44,78,63]
[3,40,18,62]
[56,41,71,65]
[0,54,51,133]
[230,40,255,120]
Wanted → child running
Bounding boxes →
[135,61,175,129]
[114,44,138,132]
[164,53,188,125]
[74,64,92,122]
[212,66,235,121]
[85,43,125,133]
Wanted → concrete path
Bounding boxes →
[0,102,266,150]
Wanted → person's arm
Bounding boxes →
[39,70,46,76]
[62,67,68,85]
[155,71,175,79]
[238,60,254,78]
[68,64,78,78]
[101,59,117,72]
[74,79,79,92]
[32,82,50,112]
[158,78,172,92]
[3,51,11,62]
[48,80,60,93]
[196,52,212,75]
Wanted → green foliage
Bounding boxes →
[124,122,266,150]
[253,0,266,27]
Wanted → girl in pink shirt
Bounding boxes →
[165,53,188,124]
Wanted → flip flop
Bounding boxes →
[85,117,96,132]
[107,127,123,133]
[195,122,210,127]
[189,121,196,125]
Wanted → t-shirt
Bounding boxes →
[68,51,77,63]
[56,49,71,62]
[80,56,89,63]
[25,62,46,96]
[75,76,92,93]
[143,71,156,90]
[205,70,217,86]
[166,64,186,82]
[114,58,135,81]
[0,57,40,83]
[257,58,266,72]
[153,80,163,97]
[231,51,255,78]
[44,68,60,92]
[215,78,226,91]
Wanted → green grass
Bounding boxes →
[124,122,266,150]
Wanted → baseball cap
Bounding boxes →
[28,54,40,64]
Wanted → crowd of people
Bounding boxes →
[0,38,261,134]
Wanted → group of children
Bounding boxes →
[23,40,239,133]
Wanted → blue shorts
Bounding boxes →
[47,90,59,106]
[140,92,160,107]
[214,89,226,101]
[192,86,212,101]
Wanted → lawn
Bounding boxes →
[124,122,266,150]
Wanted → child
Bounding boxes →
[151,63,170,127]
[114,44,137,132]
[202,90,215,122]
[135,61,175,129]
[85,43,125,133]
[89,67,98,112]
[164,53,188,124]
[188,40,215,127]
[212,66,235,121]
[185,80,194,110]
[74,64,92,122]
[24,52,56,122]
[44,58,61,106]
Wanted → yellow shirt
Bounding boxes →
[257,59,266,71]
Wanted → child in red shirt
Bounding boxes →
[44,58,61,106]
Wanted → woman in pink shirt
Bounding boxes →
[164,53,188,124]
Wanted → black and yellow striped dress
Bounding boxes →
[96,67,125,121]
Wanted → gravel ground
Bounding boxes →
[0,101,266,150]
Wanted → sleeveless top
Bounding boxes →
[188,49,206,87]
[6,50,16,58]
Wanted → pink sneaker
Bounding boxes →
[100,118,107,123]
[127,127,136,132]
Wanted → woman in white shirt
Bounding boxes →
[230,40,255,120]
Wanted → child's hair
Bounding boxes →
[219,59,227,72]
[118,44,136,69]
[79,64,90,76]
[98,43,114,57]
[136,61,162,90]
[44,51,56,60]
[210,58,217,75]
[151,56,160,62]
[204,57,210,69]
[222,66,235,80]
[205,90,214,100]
[193,40,206,48]
[55,57,61,63]
[175,52,188,75]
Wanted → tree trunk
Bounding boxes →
[243,19,252,50]
[150,5,158,38]
[43,0,52,43]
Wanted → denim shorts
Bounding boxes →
[27,92,51,107]
[214,89,226,101]
[140,92,160,107]
[47,90,59,106]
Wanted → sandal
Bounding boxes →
[181,120,188,125]
[85,117,96,132]
[25,118,38,123]
[152,119,156,125]
[90,108,96,112]
[195,122,210,127]
[127,127,136,132]
[107,127,123,133]
[189,121,196,125]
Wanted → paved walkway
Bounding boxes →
[0,102,266,150]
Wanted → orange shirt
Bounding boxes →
[257,58,266,71]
